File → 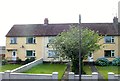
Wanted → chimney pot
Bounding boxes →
[44,18,49,25]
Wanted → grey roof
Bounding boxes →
[6,23,119,37]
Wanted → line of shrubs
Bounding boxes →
[95,57,120,66]
[2,57,36,65]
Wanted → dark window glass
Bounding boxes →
[104,50,115,57]
[26,37,36,44]
[26,50,35,57]
[26,51,32,56]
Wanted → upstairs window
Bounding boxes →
[48,37,54,43]
[48,50,57,58]
[104,36,114,43]
[47,37,55,48]
[26,37,36,44]
[26,50,35,57]
[10,37,17,44]
[104,50,115,57]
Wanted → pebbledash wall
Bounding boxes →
[0,71,120,81]
[6,36,120,61]
[0,71,58,80]
[89,36,119,61]
[6,37,43,61]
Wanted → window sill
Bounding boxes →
[26,56,36,58]
[26,43,36,44]
[48,57,59,58]
[104,57,115,58]
[104,43,115,44]
[10,43,17,44]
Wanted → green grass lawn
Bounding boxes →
[83,65,92,75]
[0,64,21,72]
[96,66,120,79]
[23,63,66,79]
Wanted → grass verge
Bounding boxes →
[83,65,92,75]
[23,63,66,79]
[96,66,120,79]
[0,64,21,72]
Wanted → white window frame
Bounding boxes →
[10,37,17,44]
[26,37,36,44]
[111,50,115,57]
[104,36,114,43]
[26,50,36,57]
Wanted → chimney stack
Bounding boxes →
[113,17,118,34]
[113,17,118,24]
[44,18,49,25]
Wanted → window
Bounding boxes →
[10,37,17,44]
[48,50,57,57]
[26,37,36,44]
[104,50,115,57]
[104,36,114,43]
[26,50,35,57]
[48,37,54,43]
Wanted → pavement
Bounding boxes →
[61,62,70,81]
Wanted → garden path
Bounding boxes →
[89,63,105,81]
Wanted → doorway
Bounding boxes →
[12,51,17,61]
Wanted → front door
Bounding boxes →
[12,51,17,61]
[88,53,93,62]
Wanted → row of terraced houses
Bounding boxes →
[5,2,120,62]
[5,17,120,62]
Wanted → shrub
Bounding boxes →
[112,57,120,66]
[29,57,36,62]
[24,57,36,64]
[16,58,22,64]
[95,57,109,66]
[2,59,8,65]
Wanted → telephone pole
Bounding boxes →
[78,14,82,81]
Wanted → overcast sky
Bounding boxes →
[0,0,120,46]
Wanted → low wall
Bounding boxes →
[69,72,98,81]
[11,58,43,73]
[0,72,4,81]
[1,70,58,80]
[108,72,120,81]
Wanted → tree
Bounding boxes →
[50,25,102,74]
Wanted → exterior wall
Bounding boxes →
[42,37,60,61]
[6,37,43,61]
[0,46,5,54]
[108,72,120,81]
[69,72,98,81]
[93,36,119,61]
[6,36,119,61]
[118,36,120,57]
[1,71,58,80]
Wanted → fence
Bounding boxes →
[11,58,43,73]
[108,72,120,81]
[0,70,58,81]
[68,72,98,81]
